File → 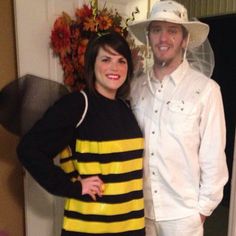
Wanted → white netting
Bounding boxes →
[186,18,215,77]
[187,36,215,77]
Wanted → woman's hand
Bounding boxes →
[79,176,104,201]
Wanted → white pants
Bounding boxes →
[145,214,204,236]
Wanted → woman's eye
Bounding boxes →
[101,58,109,62]
[119,59,127,64]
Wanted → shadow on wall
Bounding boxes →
[0,231,9,236]
[0,127,24,208]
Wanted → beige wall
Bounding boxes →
[0,1,24,236]
[178,0,236,18]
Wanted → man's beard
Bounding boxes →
[154,54,183,68]
[155,57,172,68]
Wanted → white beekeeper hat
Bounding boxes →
[128,0,209,49]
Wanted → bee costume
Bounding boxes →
[17,90,145,236]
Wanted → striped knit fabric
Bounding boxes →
[60,137,144,236]
[59,92,145,236]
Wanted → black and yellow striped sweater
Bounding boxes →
[17,90,145,236]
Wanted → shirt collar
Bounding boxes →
[170,59,189,86]
[143,60,189,95]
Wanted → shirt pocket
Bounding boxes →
[166,100,199,135]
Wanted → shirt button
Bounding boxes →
[152,131,155,134]
[154,190,158,194]
[152,171,155,175]
[154,110,158,113]
[151,152,154,156]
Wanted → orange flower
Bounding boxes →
[64,73,75,86]
[97,15,113,30]
[83,17,97,32]
[50,0,142,91]
[51,17,71,56]
[78,39,89,66]
[75,4,92,20]
[71,24,81,41]
[60,56,74,72]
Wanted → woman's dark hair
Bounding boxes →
[84,31,133,99]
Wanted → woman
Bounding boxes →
[17,32,145,236]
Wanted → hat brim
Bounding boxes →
[128,19,209,49]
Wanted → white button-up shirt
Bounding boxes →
[130,60,228,221]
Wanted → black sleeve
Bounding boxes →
[17,92,86,198]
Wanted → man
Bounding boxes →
[128,1,228,236]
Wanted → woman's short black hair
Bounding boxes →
[84,31,133,99]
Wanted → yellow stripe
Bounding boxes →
[76,137,144,154]
[103,179,142,195]
[59,147,75,173]
[65,198,144,215]
[75,157,143,175]
[60,161,75,173]
[60,146,72,158]
[63,217,144,233]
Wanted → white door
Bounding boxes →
[14,1,86,235]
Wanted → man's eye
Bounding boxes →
[150,28,160,33]
[169,29,178,34]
